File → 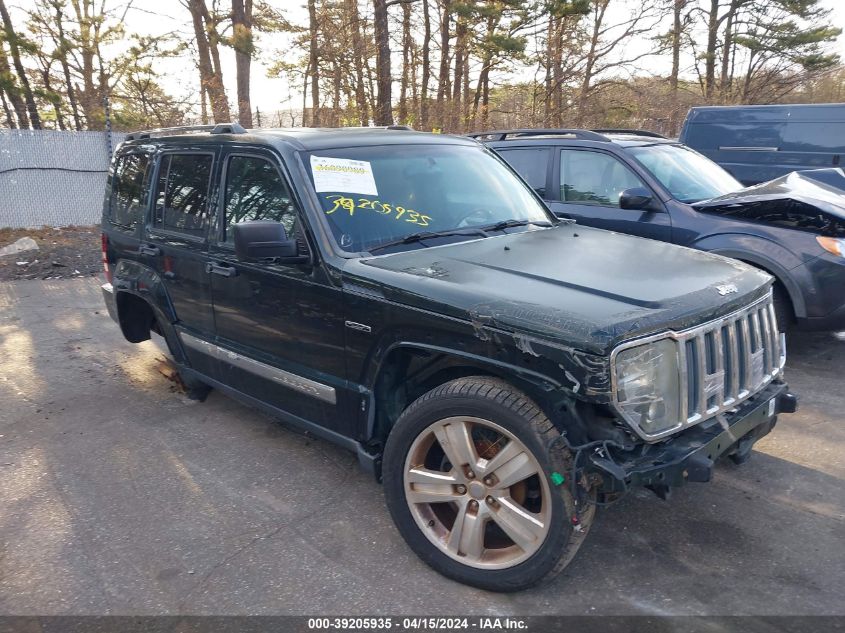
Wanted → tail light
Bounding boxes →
[101,233,112,283]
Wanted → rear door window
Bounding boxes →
[496,148,550,197]
[559,150,645,207]
[109,153,150,230]
[153,153,214,237]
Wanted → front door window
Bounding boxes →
[559,150,645,207]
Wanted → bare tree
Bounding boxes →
[347,0,369,125]
[418,0,434,129]
[185,0,230,122]
[0,34,26,127]
[373,0,392,124]
[307,0,320,125]
[0,0,40,128]
[232,0,254,126]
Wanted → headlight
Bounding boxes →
[817,236,845,258]
[614,338,682,437]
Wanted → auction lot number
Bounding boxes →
[308,617,527,630]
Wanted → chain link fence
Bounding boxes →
[0,129,125,229]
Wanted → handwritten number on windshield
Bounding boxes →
[325,195,431,227]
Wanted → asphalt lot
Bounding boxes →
[1,277,843,616]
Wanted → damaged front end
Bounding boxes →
[693,168,845,238]
[577,382,796,502]
[550,291,798,506]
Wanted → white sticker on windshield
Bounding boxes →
[310,156,378,196]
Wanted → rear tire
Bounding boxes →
[382,376,595,592]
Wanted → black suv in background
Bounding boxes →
[476,129,845,332]
[101,124,796,591]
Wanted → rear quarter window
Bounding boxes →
[496,148,550,196]
[109,153,151,230]
[153,153,214,237]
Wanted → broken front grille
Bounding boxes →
[681,293,784,426]
[611,291,786,441]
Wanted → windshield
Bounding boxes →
[628,144,742,203]
[303,144,552,252]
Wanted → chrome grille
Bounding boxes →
[612,292,785,441]
[680,293,784,426]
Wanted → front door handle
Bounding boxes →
[138,243,160,256]
[205,262,238,278]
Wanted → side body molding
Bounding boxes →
[180,332,337,404]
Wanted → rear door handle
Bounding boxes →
[138,243,160,256]
[205,262,238,278]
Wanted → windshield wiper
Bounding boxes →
[367,228,490,253]
[370,229,489,252]
[366,219,554,254]
[480,218,553,232]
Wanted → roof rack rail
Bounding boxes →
[592,128,666,139]
[466,128,610,142]
[125,122,247,141]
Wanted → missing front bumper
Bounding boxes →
[591,381,797,496]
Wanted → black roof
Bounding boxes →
[120,124,478,152]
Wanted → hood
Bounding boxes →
[693,168,845,237]
[343,225,771,355]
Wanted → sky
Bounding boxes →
[10,0,845,118]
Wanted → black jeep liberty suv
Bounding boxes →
[101,124,797,592]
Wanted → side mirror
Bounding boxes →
[619,187,655,211]
[233,221,301,262]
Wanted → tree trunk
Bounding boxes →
[54,4,82,130]
[332,58,341,125]
[186,0,229,122]
[449,12,467,132]
[436,0,451,130]
[719,1,744,102]
[461,36,470,130]
[231,0,254,127]
[0,88,14,128]
[398,0,412,124]
[0,39,26,127]
[307,0,320,125]
[348,0,369,125]
[41,65,66,130]
[373,0,392,125]
[71,0,96,127]
[704,0,719,100]
[0,0,40,128]
[552,17,564,126]
[200,83,209,124]
[203,2,229,120]
[420,0,431,129]
[575,0,607,127]
[670,0,683,94]
[543,14,554,127]
[472,14,499,130]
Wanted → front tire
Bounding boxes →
[382,377,595,592]
[773,283,793,333]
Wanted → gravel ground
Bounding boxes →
[0,226,101,282]
[0,276,843,616]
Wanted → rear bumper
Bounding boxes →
[592,381,796,495]
[101,282,119,323]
